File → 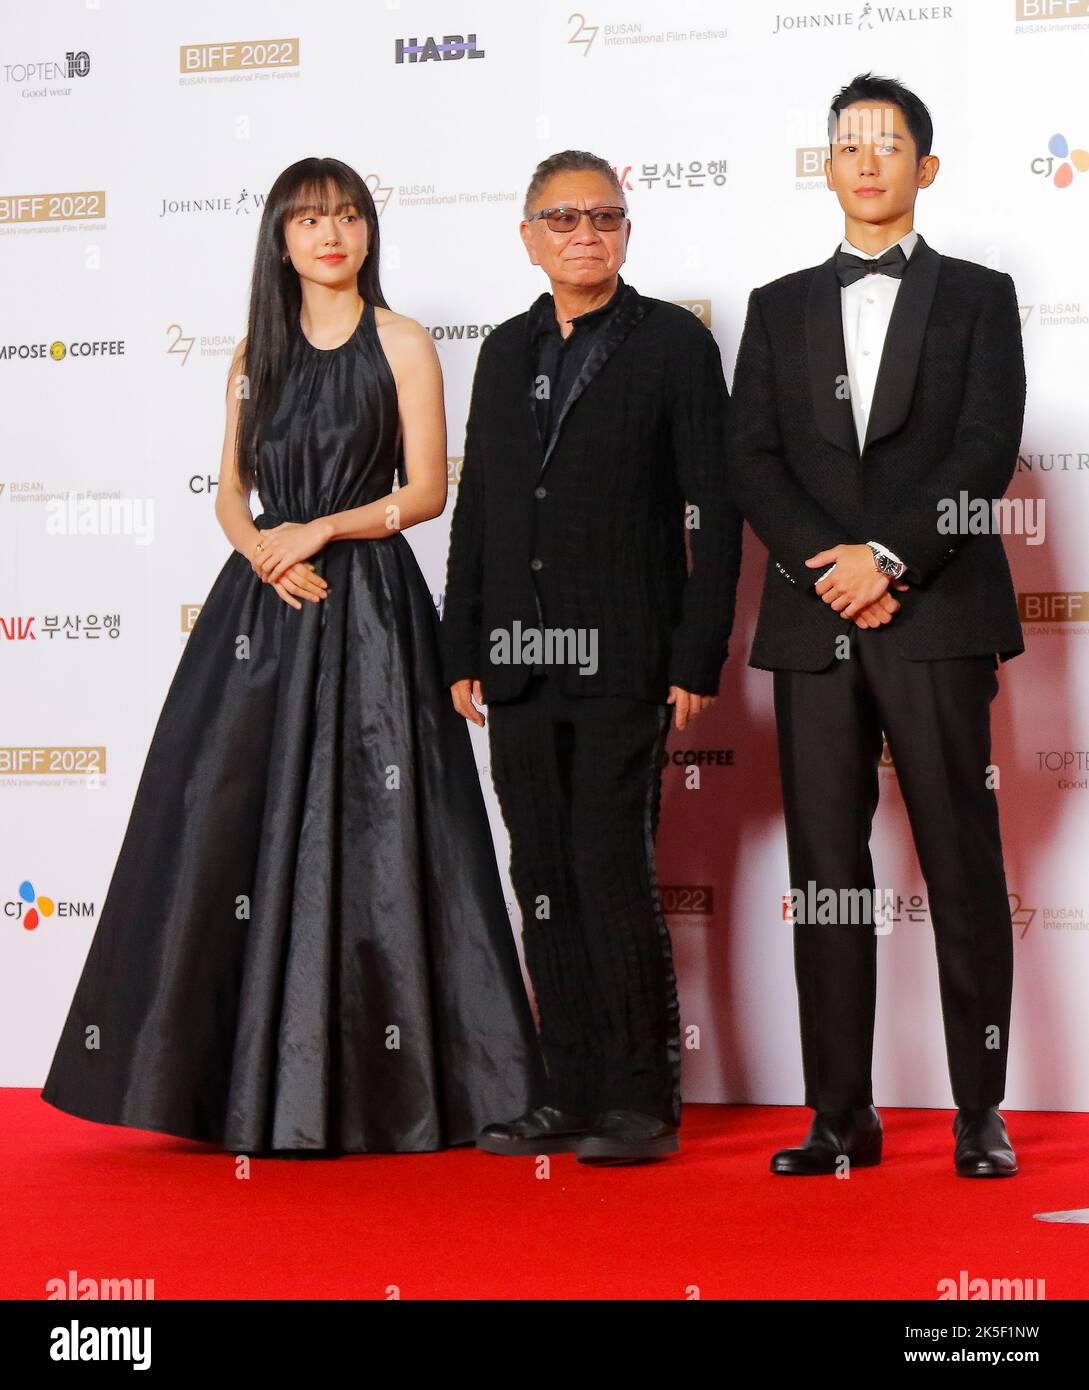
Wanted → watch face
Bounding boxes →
[870,547,901,577]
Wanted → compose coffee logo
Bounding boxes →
[662,746,734,767]
[0,338,125,362]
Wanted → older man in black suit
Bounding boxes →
[728,74,1026,1178]
[441,149,742,1164]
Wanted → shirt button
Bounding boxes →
[862,348,871,356]
[866,296,875,304]
[530,558,543,571]
[534,486,547,499]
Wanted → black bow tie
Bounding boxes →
[834,244,908,288]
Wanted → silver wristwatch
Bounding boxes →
[867,542,905,580]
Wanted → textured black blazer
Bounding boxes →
[726,234,1027,672]
[439,279,743,703]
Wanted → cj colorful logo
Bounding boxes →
[1033,134,1089,188]
[6,881,93,928]
[16,880,54,930]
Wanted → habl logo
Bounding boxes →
[394,34,485,63]
[1034,133,1089,187]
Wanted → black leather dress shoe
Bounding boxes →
[476,1104,595,1155]
[954,1107,1018,1177]
[770,1105,882,1175]
[574,1109,679,1165]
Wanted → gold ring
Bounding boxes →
[254,541,265,554]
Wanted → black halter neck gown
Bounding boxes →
[40,300,544,1152]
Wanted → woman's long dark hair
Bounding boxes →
[234,157,388,497]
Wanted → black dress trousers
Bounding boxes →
[773,628,1014,1113]
[486,673,681,1125]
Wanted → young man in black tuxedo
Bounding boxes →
[441,150,742,1164]
[727,74,1025,1177]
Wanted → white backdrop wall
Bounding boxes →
[3,0,1087,1109]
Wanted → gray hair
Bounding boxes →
[522,150,626,218]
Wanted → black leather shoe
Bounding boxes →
[954,1107,1018,1177]
[476,1104,595,1155]
[770,1105,882,1175]
[575,1109,679,1165]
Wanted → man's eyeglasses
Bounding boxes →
[525,205,628,233]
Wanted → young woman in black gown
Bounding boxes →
[40,157,544,1154]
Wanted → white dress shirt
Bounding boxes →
[815,228,916,586]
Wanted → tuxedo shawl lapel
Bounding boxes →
[523,280,652,482]
[863,233,941,452]
[806,234,943,460]
[806,254,858,460]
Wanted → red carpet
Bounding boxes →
[4,1091,1087,1300]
